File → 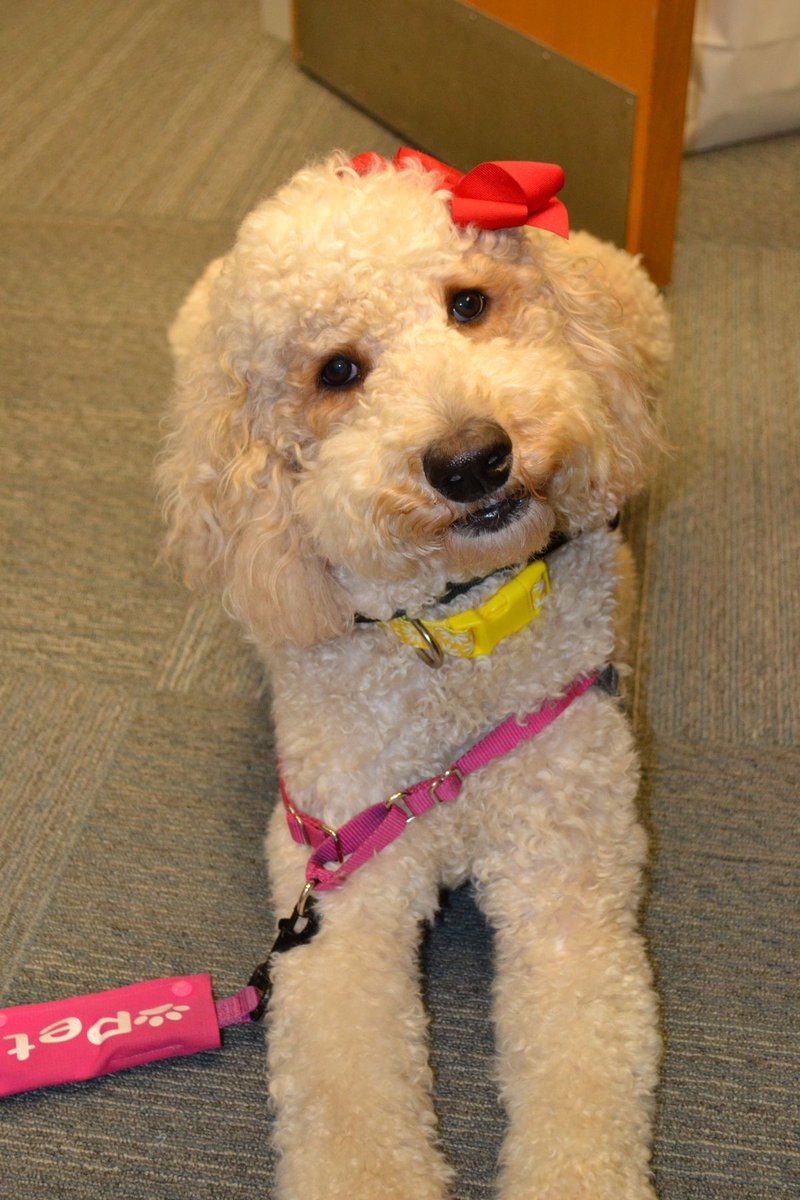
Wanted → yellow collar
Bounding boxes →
[387,558,550,667]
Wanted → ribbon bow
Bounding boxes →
[349,147,568,238]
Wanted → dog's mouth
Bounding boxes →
[452,491,530,537]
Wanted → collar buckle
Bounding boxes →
[389,558,551,665]
[444,558,550,657]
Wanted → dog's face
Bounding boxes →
[160,153,668,647]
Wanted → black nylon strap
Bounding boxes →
[355,527,577,626]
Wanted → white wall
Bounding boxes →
[260,0,291,42]
[686,0,800,150]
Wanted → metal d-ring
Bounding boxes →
[294,879,318,920]
[407,618,445,669]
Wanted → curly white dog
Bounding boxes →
[159,149,670,1200]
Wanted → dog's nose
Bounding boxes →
[423,421,513,503]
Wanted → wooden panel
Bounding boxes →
[636,0,696,282]
[462,1,657,94]
[294,0,635,246]
[465,0,697,283]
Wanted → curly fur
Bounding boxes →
[159,150,671,1199]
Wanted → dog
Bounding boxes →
[158,148,670,1199]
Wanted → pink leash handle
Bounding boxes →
[304,671,600,891]
[0,878,322,1098]
[0,968,303,1098]
[0,974,261,1099]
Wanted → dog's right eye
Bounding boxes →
[319,355,361,389]
[450,289,488,323]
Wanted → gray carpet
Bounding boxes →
[1,2,798,1197]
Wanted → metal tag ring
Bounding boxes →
[407,618,445,668]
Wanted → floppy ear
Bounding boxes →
[562,230,672,395]
[538,230,671,507]
[158,257,351,651]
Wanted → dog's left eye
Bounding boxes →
[319,355,362,388]
[450,289,488,323]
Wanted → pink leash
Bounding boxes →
[1,666,613,1097]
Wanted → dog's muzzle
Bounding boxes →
[423,420,512,503]
[423,420,529,536]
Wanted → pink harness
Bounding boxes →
[282,669,602,895]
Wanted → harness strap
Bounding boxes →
[282,669,607,892]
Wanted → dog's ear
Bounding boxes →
[538,231,671,505]
[158,256,350,650]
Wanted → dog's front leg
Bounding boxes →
[473,714,661,1199]
[264,807,453,1200]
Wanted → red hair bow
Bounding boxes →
[348,147,568,238]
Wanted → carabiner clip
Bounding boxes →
[247,884,320,1021]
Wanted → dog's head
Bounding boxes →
[159,151,670,649]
